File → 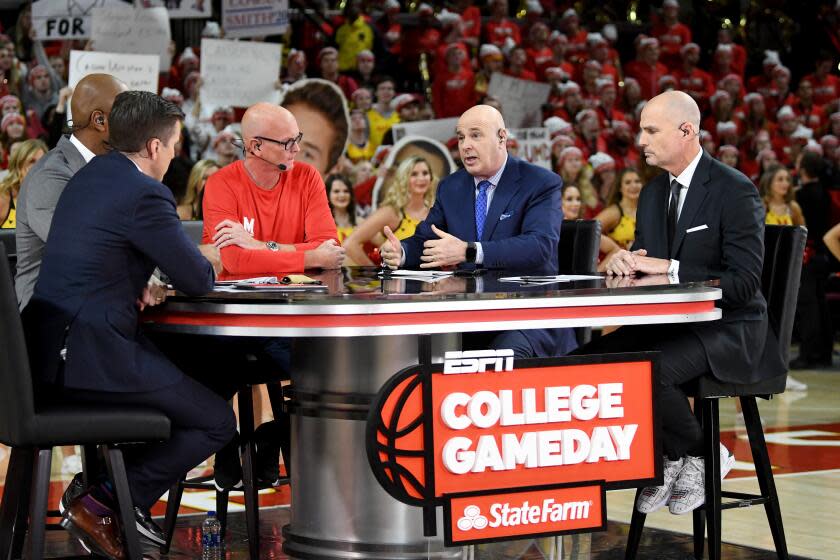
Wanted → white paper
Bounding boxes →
[391,117,459,144]
[200,39,283,108]
[487,73,551,129]
[498,275,603,284]
[91,6,172,70]
[222,0,289,39]
[32,0,129,40]
[69,50,160,93]
[143,0,213,20]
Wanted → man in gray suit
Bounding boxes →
[15,73,127,310]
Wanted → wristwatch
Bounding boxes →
[465,242,477,263]
[266,241,279,252]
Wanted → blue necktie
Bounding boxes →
[475,180,490,240]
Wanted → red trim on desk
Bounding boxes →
[148,301,715,328]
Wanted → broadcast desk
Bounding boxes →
[144,269,722,560]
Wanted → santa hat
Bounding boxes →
[820,134,839,149]
[589,152,615,173]
[772,65,791,79]
[791,125,814,142]
[558,146,583,165]
[201,22,221,38]
[717,144,739,158]
[525,0,543,15]
[763,50,781,67]
[393,93,421,112]
[716,121,738,134]
[776,105,796,121]
[560,81,581,96]
[596,77,615,93]
[544,66,569,81]
[356,50,375,62]
[756,148,777,165]
[211,106,235,121]
[417,3,434,15]
[178,47,199,67]
[288,48,306,65]
[718,73,743,88]
[658,74,677,89]
[743,92,764,106]
[479,44,503,61]
[803,139,823,155]
[0,94,20,109]
[384,0,400,12]
[680,42,700,56]
[549,31,569,48]
[584,59,602,72]
[714,43,733,59]
[709,89,731,110]
[543,116,573,138]
[161,88,183,103]
[587,33,607,46]
[436,8,461,27]
[640,37,660,50]
[663,0,680,8]
[551,134,574,150]
[575,109,598,125]
[317,47,338,65]
[602,24,618,43]
[562,8,578,19]
[1,112,24,133]
[831,112,840,124]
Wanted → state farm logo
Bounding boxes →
[443,349,514,374]
[456,498,592,531]
[456,505,488,531]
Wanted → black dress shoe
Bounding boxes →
[214,433,243,491]
[134,507,166,546]
[59,473,87,514]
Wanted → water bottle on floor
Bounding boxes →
[202,510,222,560]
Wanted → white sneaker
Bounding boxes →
[785,375,808,391]
[668,443,735,515]
[635,457,684,513]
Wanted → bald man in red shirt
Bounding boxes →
[203,103,344,274]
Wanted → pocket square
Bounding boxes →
[686,224,708,233]
[500,212,513,221]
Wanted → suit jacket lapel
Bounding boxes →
[59,135,88,174]
[481,158,521,241]
[671,151,711,257]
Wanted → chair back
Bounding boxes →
[762,225,807,366]
[0,244,36,446]
[181,220,204,245]
[558,219,601,274]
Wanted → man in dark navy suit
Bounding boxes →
[380,104,576,357]
[582,91,785,516]
[24,91,235,559]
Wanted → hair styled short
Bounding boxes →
[108,91,185,153]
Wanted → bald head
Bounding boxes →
[644,90,701,131]
[638,90,702,175]
[241,103,298,140]
[70,73,127,155]
[457,104,508,178]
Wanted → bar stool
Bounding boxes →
[161,358,290,560]
[624,225,806,560]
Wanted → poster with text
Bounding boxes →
[69,50,159,93]
[222,0,288,39]
[200,39,282,108]
[92,6,172,70]
[509,128,551,169]
[391,117,459,145]
[487,73,551,129]
[139,0,212,19]
[32,0,130,40]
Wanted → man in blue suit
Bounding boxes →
[381,104,576,357]
[24,91,236,559]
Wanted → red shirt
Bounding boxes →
[803,73,840,107]
[432,66,477,118]
[485,19,521,47]
[526,46,554,80]
[651,22,692,71]
[459,6,482,42]
[624,60,669,101]
[674,67,715,108]
[202,160,338,274]
[505,67,537,82]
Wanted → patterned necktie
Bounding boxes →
[667,179,681,252]
[475,180,491,240]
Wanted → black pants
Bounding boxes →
[574,324,709,459]
[795,257,833,364]
[56,376,237,511]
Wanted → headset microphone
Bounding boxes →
[233,138,288,171]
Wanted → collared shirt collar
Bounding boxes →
[474,153,508,188]
[69,134,96,163]
[669,147,703,189]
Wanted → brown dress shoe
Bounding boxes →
[60,499,126,560]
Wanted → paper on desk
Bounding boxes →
[215,276,278,286]
[379,270,454,282]
[499,274,602,284]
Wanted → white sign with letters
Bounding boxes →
[391,117,458,144]
[222,0,289,39]
[32,0,130,40]
[69,50,160,93]
[140,0,213,20]
[92,6,172,69]
[487,73,551,129]
[200,39,282,108]
[508,128,551,170]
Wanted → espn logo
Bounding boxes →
[443,349,514,374]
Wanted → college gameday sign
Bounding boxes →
[366,351,660,546]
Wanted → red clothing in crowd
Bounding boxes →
[485,19,521,47]
[526,46,554,80]
[565,30,589,63]
[432,66,477,118]
[651,22,692,71]
[728,43,748,77]
[624,60,670,101]
[791,99,826,131]
[596,106,628,129]
[675,67,716,109]
[202,160,338,274]
[459,5,482,43]
[803,72,840,107]
[505,67,537,82]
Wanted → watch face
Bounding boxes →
[266,241,279,251]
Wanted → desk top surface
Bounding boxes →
[144,269,722,337]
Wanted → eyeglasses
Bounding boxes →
[256,132,303,151]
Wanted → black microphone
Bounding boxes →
[231,138,287,171]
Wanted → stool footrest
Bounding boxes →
[720,497,769,510]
